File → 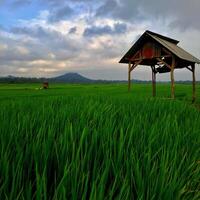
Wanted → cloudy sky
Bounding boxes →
[0,0,200,80]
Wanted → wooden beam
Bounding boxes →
[156,58,171,69]
[130,50,142,61]
[127,58,142,62]
[160,55,172,58]
[171,56,176,99]
[186,66,193,72]
[162,47,172,56]
[192,64,196,102]
[128,62,131,92]
[130,60,142,71]
[125,57,137,62]
[127,55,171,62]
[127,60,142,92]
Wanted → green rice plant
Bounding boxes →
[0,84,200,199]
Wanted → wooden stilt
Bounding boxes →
[154,70,156,97]
[171,57,175,99]
[151,66,154,97]
[151,66,156,97]
[128,62,131,92]
[192,64,196,102]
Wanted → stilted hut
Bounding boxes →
[43,82,49,89]
[119,30,200,101]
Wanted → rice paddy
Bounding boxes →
[0,83,200,199]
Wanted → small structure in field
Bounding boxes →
[43,82,49,89]
[119,30,200,101]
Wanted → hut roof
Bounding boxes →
[119,30,200,65]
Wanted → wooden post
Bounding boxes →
[128,62,131,92]
[151,66,156,97]
[171,57,175,99]
[151,66,154,97]
[154,70,156,97]
[192,64,196,102]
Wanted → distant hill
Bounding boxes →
[0,73,198,84]
[51,73,94,83]
[0,73,94,83]
[0,73,126,83]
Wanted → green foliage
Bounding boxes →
[0,84,200,199]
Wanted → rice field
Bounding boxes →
[0,83,200,199]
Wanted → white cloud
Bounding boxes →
[16,46,30,55]
[48,53,56,59]
[39,68,59,72]
[17,67,29,73]
[0,44,8,51]
[1,1,200,81]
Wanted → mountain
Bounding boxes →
[0,73,198,84]
[0,73,147,84]
[0,73,94,83]
[51,73,94,83]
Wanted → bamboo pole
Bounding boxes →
[192,64,196,102]
[128,62,131,92]
[171,57,175,99]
